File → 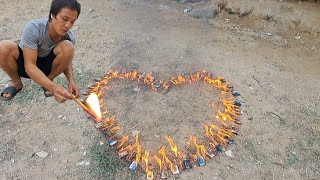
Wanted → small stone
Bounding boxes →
[159,4,169,11]
[225,150,234,158]
[11,158,15,163]
[35,151,49,158]
[58,115,63,119]
[265,32,272,36]
[62,116,67,120]
[184,4,193,13]
[294,36,301,40]
[248,117,253,120]
[188,7,218,19]
[88,8,94,13]
[133,87,140,92]
[76,160,90,166]
[154,134,160,139]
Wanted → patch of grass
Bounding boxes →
[217,169,225,179]
[82,129,93,137]
[244,140,261,165]
[284,150,299,166]
[90,143,141,180]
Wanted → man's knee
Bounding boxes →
[0,40,9,57]
[54,40,74,56]
[0,40,18,64]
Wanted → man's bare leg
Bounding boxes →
[0,40,23,98]
[45,40,74,95]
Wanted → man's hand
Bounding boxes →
[68,81,79,98]
[52,84,72,103]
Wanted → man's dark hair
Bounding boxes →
[49,0,81,21]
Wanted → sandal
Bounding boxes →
[0,86,22,101]
[42,87,53,97]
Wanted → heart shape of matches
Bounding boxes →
[83,70,242,180]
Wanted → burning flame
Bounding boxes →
[142,151,154,179]
[117,136,129,149]
[153,155,163,172]
[84,70,241,178]
[204,124,237,145]
[84,93,102,121]
[165,135,183,159]
[188,135,208,159]
[118,132,141,162]
[158,146,175,173]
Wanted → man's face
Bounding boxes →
[51,7,78,36]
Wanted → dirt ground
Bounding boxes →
[1,0,319,180]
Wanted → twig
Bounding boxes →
[106,59,113,66]
[253,75,262,87]
[163,88,171,95]
[264,62,278,69]
[128,123,141,130]
[267,111,285,124]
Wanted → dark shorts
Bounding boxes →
[17,45,56,78]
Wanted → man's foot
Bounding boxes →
[42,87,53,97]
[0,86,23,101]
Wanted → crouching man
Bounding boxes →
[0,0,81,103]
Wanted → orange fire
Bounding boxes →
[117,136,129,149]
[188,135,208,159]
[118,132,141,162]
[158,146,174,173]
[165,135,183,159]
[204,124,237,145]
[101,116,117,130]
[153,155,163,172]
[83,70,241,178]
[142,151,154,179]
[84,93,102,121]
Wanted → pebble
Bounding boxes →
[225,150,234,158]
[159,4,169,11]
[294,36,301,40]
[35,151,49,158]
[76,160,90,166]
[154,134,160,139]
[188,7,218,19]
[133,87,140,92]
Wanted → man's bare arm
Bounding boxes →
[23,47,71,102]
[23,48,57,92]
